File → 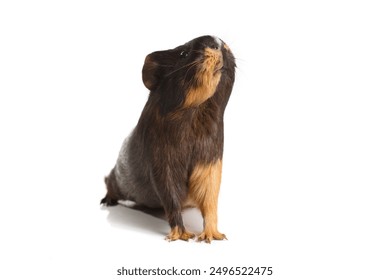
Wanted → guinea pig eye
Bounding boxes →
[180,50,189,58]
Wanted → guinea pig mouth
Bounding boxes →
[213,59,224,74]
[214,65,224,75]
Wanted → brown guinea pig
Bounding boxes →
[101,35,236,242]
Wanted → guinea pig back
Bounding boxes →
[101,35,235,242]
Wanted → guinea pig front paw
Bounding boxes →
[165,226,195,242]
[197,231,227,243]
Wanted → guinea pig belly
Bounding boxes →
[114,135,162,209]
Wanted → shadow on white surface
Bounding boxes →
[102,204,168,236]
[101,203,204,236]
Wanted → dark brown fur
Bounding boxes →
[101,36,235,242]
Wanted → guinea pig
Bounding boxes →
[101,35,236,242]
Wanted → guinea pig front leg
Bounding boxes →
[152,172,195,241]
[165,208,195,242]
[188,159,226,243]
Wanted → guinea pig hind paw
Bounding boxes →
[100,196,118,206]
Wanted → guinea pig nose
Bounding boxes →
[208,43,220,50]
[210,36,222,50]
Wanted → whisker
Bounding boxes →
[183,61,201,83]
[191,50,205,55]
[165,60,200,77]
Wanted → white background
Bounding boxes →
[1,1,389,279]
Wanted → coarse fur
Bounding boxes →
[101,35,236,242]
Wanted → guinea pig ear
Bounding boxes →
[142,53,160,91]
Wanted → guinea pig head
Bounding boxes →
[142,35,235,113]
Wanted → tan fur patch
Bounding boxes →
[223,43,230,52]
[183,48,223,107]
[186,159,226,242]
